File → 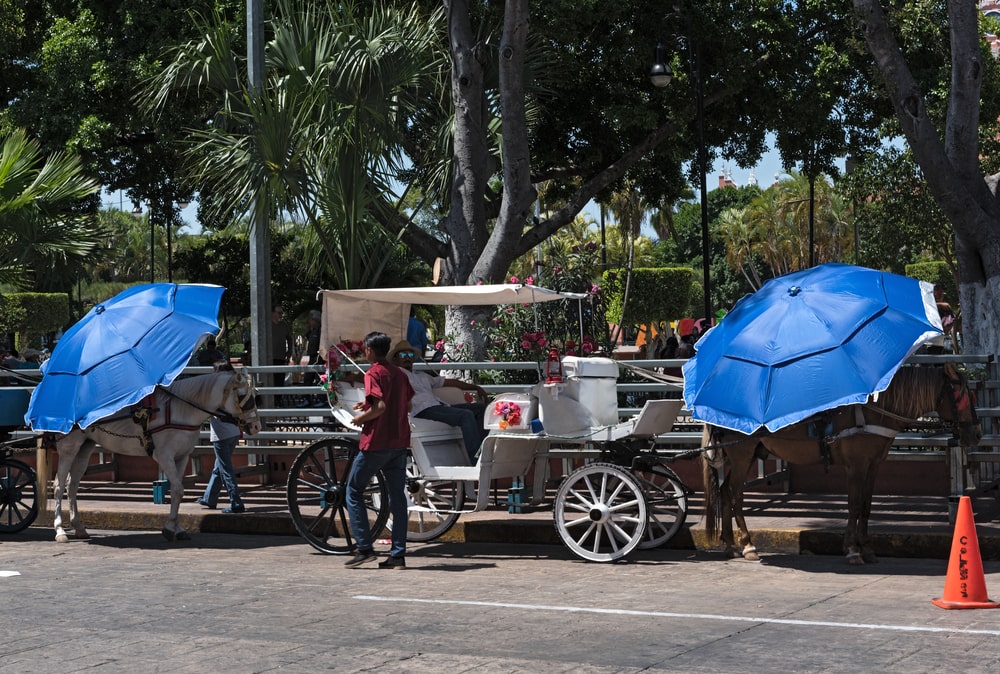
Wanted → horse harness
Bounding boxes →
[108,374,257,455]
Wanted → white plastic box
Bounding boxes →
[485,393,535,432]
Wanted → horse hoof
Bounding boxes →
[743,551,761,562]
[175,530,191,541]
[846,552,865,565]
[161,528,175,542]
[75,532,90,540]
[55,534,69,543]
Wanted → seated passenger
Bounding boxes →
[389,339,488,461]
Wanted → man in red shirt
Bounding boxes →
[344,332,415,569]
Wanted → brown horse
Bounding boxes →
[701,362,982,564]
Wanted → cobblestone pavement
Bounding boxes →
[3,527,1000,672]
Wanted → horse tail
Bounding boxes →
[701,425,722,541]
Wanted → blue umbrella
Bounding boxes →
[682,263,943,435]
[26,283,225,433]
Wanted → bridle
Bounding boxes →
[209,370,260,430]
[937,370,979,439]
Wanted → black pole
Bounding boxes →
[695,44,711,325]
[808,174,815,268]
[149,215,155,284]
[166,202,173,283]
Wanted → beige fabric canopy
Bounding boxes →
[318,284,586,355]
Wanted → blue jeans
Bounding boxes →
[201,436,243,508]
[416,403,486,461]
[345,447,408,558]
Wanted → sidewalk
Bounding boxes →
[25,481,1000,560]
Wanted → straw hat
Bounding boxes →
[388,339,417,360]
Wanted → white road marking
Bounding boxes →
[354,595,1000,636]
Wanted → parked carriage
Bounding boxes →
[285,284,693,562]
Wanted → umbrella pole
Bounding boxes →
[35,437,49,517]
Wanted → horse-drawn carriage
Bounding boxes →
[284,284,694,562]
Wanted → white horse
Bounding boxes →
[49,370,261,542]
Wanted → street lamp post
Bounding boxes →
[650,28,712,327]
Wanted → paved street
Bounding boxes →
[3,528,1000,672]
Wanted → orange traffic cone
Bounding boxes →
[932,496,1000,610]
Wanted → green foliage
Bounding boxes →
[476,243,606,385]
[906,261,956,305]
[0,292,69,349]
[603,268,694,325]
[0,128,102,288]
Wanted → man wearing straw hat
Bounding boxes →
[389,339,488,461]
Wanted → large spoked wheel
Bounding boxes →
[0,458,38,534]
[553,462,648,562]
[286,438,389,554]
[383,456,463,543]
[634,464,689,549]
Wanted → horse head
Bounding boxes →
[221,369,262,436]
[937,363,982,447]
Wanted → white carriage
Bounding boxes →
[285,285,691,562]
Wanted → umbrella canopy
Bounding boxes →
[26,283,224,433]
[682,263,942,434]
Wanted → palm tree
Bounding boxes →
[143,0,446,289]
[0,128,101,288]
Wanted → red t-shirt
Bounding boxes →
[359,360,414,451]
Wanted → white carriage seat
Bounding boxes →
[409,417,476,479]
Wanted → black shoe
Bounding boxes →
[196,499,216,510]
[345,550,377,568]
[378,555,406,570]
[222,504,245,514]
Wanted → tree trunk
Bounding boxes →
[853,0,1000,356]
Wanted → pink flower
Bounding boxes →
[510,275,519,283]
[522,340,531,349]
[525,276,534,285]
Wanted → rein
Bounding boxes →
[94,373,258,455]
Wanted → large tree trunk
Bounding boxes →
[442,0,531,360]
[853,0,1000,356]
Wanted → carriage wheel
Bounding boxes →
[286,438,389,554]
[553,462,647,562]
[634,464,688,549]
[382,455,462,543]
[0,458,38,534]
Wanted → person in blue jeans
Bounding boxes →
[196,362,246,514]
[344,332,414,569]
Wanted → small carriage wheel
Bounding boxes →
[382,454,462,543]
[553,462,648,563]
[286,437,389,554]
[0,458,39,534]
[633,464,688,549]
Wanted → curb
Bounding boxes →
[30,509,1000,561]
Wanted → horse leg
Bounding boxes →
[157,451,193,541]
[66,446,96,539]
[857,460,882,564]
[52,452,72,543]
[53,435,92,542]
[722,445,759,561]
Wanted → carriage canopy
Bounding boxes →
[318,283,586,355]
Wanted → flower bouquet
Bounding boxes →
[492,399,522,430]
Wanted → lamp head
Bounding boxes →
[649,43,672,88]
